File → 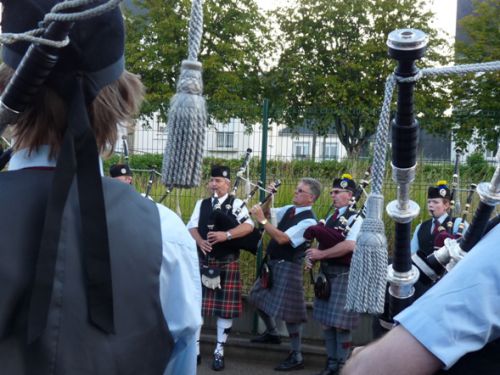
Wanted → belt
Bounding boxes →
[210,252,239,263]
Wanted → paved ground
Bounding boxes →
[197,331,327,375]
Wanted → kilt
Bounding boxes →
[201,257,242,318]
[248,259,307,323]
[313,263,359,330]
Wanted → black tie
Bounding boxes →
[212,197,219,208]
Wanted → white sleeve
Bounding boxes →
[232,198,255,227]
[157,204,202,375]
[186,199,203,230]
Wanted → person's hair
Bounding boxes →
[301,177,322,202]
[0,64,144,158]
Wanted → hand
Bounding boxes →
[198,239,212,255]
[304,255,315,269]
[250,204,265,222]
[207,231,226,245]
[306,247,323,262]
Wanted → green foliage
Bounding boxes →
[265,0,452,157]
[465,151,493,180]
[124,0,270,126]
[451,0,500,151]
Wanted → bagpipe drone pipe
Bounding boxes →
[374,30,500,334]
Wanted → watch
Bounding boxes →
[259,219,268,225]
[226,231,232,241]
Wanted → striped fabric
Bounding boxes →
[248,259,307,323]
[313,264,360,329]
[201,257,242,318]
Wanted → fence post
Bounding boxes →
[252,98,269,334]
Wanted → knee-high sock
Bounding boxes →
[257,309,278,335]
[336,329,352,365]
[323,327,338,369]
[286,322,303,360]
[215,317,233,355]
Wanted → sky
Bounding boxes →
[256,0,458,40]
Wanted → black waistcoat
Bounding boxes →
[323,207,357,266]
[267,207,316,262]
[0,169,173,375]
[417,216,455,257]
[198,195,240,259]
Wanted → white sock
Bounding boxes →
[215,317,233,356]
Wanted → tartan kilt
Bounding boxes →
[201,257,242,318]
[248,259,307,323]
[313,263,360,330]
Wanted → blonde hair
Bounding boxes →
[0,64,144,158]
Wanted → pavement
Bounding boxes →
[197,330,327,375]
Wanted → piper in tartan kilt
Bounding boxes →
[305,174,363,375]
[249,178,321,372]
[187,165,254,371]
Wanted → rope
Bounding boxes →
[347,60,500,314]
[162,0,207,188]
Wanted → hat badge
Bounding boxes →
[439,188,446,197]
[222,170,228,177]
[120,168,127,174]
[340,180,348,188]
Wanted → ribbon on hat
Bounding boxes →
[27,77,114,342]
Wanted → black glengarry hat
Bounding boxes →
[332,173,356,193]
[428,180,451,200]
[110,163,132,178]
[211,165,230,179]
[1,0,125,101]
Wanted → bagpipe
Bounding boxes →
[373,30,500,330]
[303,170,370,252]
[449,147,462,216]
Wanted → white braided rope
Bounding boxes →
[0,0,122,48]
[187,0,204,61]
[347,60,500,313]
[161,0,207,188]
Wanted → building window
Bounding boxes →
[216,131,234,148]
[323,142,338,160]
[293,142,310,159]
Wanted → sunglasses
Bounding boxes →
[330,189,350,194]
[295,188,313,195]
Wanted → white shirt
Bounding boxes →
[275,204,317,247]
[9,147,202,375]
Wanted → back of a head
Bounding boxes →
[0,0,143,155]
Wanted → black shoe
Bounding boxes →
[274,351,304,371]
[314,357,338,375]
[250,332,282,344]
[197,354,201,366]
[212,352,225,371]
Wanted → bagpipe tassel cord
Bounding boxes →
[344,72,397,314]
[162,0,207,188]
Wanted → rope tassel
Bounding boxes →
[162,0,206,188]
[346,194,388,313]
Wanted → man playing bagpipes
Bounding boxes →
[0,1,201,374]
[410,180,469,258]
[248,178,321,372]
[187,165,254,371]
[304,174,364,375]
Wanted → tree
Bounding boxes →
[265,0,453,158]
[451,0,500,152]
[124,0,270,126]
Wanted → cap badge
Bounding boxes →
[222,170,228,177]
[120,168,127,174]
[340,180,348,188]
[439,188,446,197]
